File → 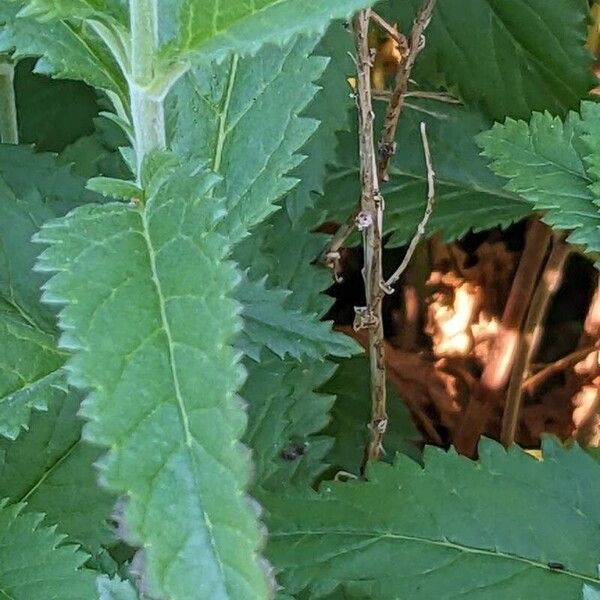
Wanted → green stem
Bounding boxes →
[129,0,165,180]
[0,58,18,144]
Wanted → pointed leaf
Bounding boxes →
[0,301,66,439]
[35,154,269,600]
[0,145,98,331]
[237,276,358,361]
[170,35,326,242]
[284,23,355,222]
[0,3,127,97]
[165,0,376,62]
[0,388,115,554]
[266,440,600,599]
[478,107,600,262]
[0,499,96,599]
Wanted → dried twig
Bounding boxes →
[373,90,462,103]
[501,234,571,446]
[369,10,405,45]
[377,0,437,181]
[523,347,597,394]
[318,0,437,269]
[351,11,388,470]
[455,219,553,456]
[383,122,435,293]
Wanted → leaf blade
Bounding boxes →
[36,155,269,600]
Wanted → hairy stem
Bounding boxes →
[130,0,165,179]
[0,58,18,144]
[501,234,570,446]
[352,10,387,470]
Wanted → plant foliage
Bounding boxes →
[0,0,599,598]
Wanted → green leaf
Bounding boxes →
[237,275,358,361]
[0,387,115,555]
[265,440,600,599]
[0,499,96,599]
[284,23,355,222]
[323,99,532,246]
[97,576,139,600]
[243,351,336,490]
[15,0,127,24]
[0,301,65,440]
[164,0,376,62]
[87,176,143,200]
[0,3,127,98]
[477,107,600,261]
[35,154,269,600]
[0,145,98,331]
[386,0,594,121]
[322,356,421,476]
[59,115,132,180]
[170,35,326,243]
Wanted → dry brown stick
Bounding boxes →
[523,347,596,394]
[351,10,387,470]
[318,0,437,268]
[383,122,435,293]
[377,0,437,181]
[369,10,405,44]
[501,235,571,446]
[455,219,553,456]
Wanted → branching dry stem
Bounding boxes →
[377,0,437,181]
[318,0,437,270]
[351,10,387,472]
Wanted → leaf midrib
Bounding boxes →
[137,207,229,592]
[270,529,600,585]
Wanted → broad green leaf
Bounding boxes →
[386,0,594,121]
[165,0,376,62]
[0,301,65,439]
[0,499,96,599]
[0,3,127,98]
[265,440,600,599]
[237,275,358,361]
[35,154,269,600]
[0,388,115,555]
[97,576,139,600]
[322,356,421,476]
[243,351,336,490]
[478,107,600,262]
[0,145,98,331]
[323,99,532,247]
[170,35,325,243]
